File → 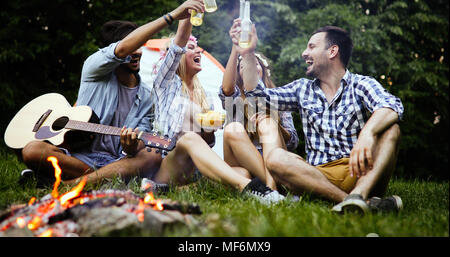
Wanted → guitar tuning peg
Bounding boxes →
[155,149,160,154]
[146,147,152,152]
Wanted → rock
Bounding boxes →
[0,227,34,237]
[142,209,187,235]
[77,208,140,236]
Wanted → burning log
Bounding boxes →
[0,190,202,237]
[47,196,128,224]
[0,156,201,237]
[160,199,202,215]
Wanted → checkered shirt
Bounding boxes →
[151,40,214,143]
[245,70,404,166]
[151,41,192,140]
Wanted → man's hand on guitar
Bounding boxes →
[120,126,140,156]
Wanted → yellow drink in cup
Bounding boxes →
[196,111,226,128]
[204,0,218,13]
[190,10,204,26]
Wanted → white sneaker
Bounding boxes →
[331,194,369,214]
[243,178,286,205]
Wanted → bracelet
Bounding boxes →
[163,14,173,25]
[163,15,172,25]
[167,13,174,23]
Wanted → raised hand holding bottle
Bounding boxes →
[239,1,252,48]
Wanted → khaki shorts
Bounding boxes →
[315,158,357,193]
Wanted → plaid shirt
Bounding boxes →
[218,85,299,151]
[152,40,214,147]
[245,70,404,166]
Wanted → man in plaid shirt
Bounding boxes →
[235,25,404,214]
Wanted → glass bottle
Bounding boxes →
[239,1,251,48]
[239,0,245,19]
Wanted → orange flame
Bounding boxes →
[47,156,88,206]
[28,197,36,206]
[27,216,42,230]
[38,229,53,237]
[47,156,62,199]
[37,201,56,214]
[59,176,87,207]
[137,200,145,222]
[154,200,164,211]
[16,217,26,228]
[143,192,164,211]
[144,192,155,204]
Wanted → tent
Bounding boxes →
[139,38,226,159]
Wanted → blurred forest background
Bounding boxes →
[1,0,448,180]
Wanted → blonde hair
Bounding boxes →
[165,36,210,112]
[176,54,210,112]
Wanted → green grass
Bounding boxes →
[0,150,448,237]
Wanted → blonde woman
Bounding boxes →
[219,19,299,191]
[150,17,285,204]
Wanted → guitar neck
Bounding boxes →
[65,119,175,152]
[66,120,122,136]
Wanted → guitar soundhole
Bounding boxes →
[52,116,69,131]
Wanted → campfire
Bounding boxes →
[0,156,201,237]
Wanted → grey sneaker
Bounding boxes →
[368,195,403,213]
[141,178,169,193]
[243,178,285,205]
[331,194,370,214]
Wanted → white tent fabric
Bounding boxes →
[139,39,226,159]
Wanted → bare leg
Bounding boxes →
[64,146,163,185]
[350,124,401,199]
[223,122,269,186]
[232,167,252,179]
[265,124,401,203]
[153,137,197,185]
[266,148,348,202]
[155,132,251,191]
[22,141,90,179]
[257,117,287,190]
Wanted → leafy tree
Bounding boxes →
[0,0,447,180]
[0,0,180,137]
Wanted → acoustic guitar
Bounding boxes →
[3,93,175,153]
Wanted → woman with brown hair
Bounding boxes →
[219,18,299,191]
[150,15,286,204]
